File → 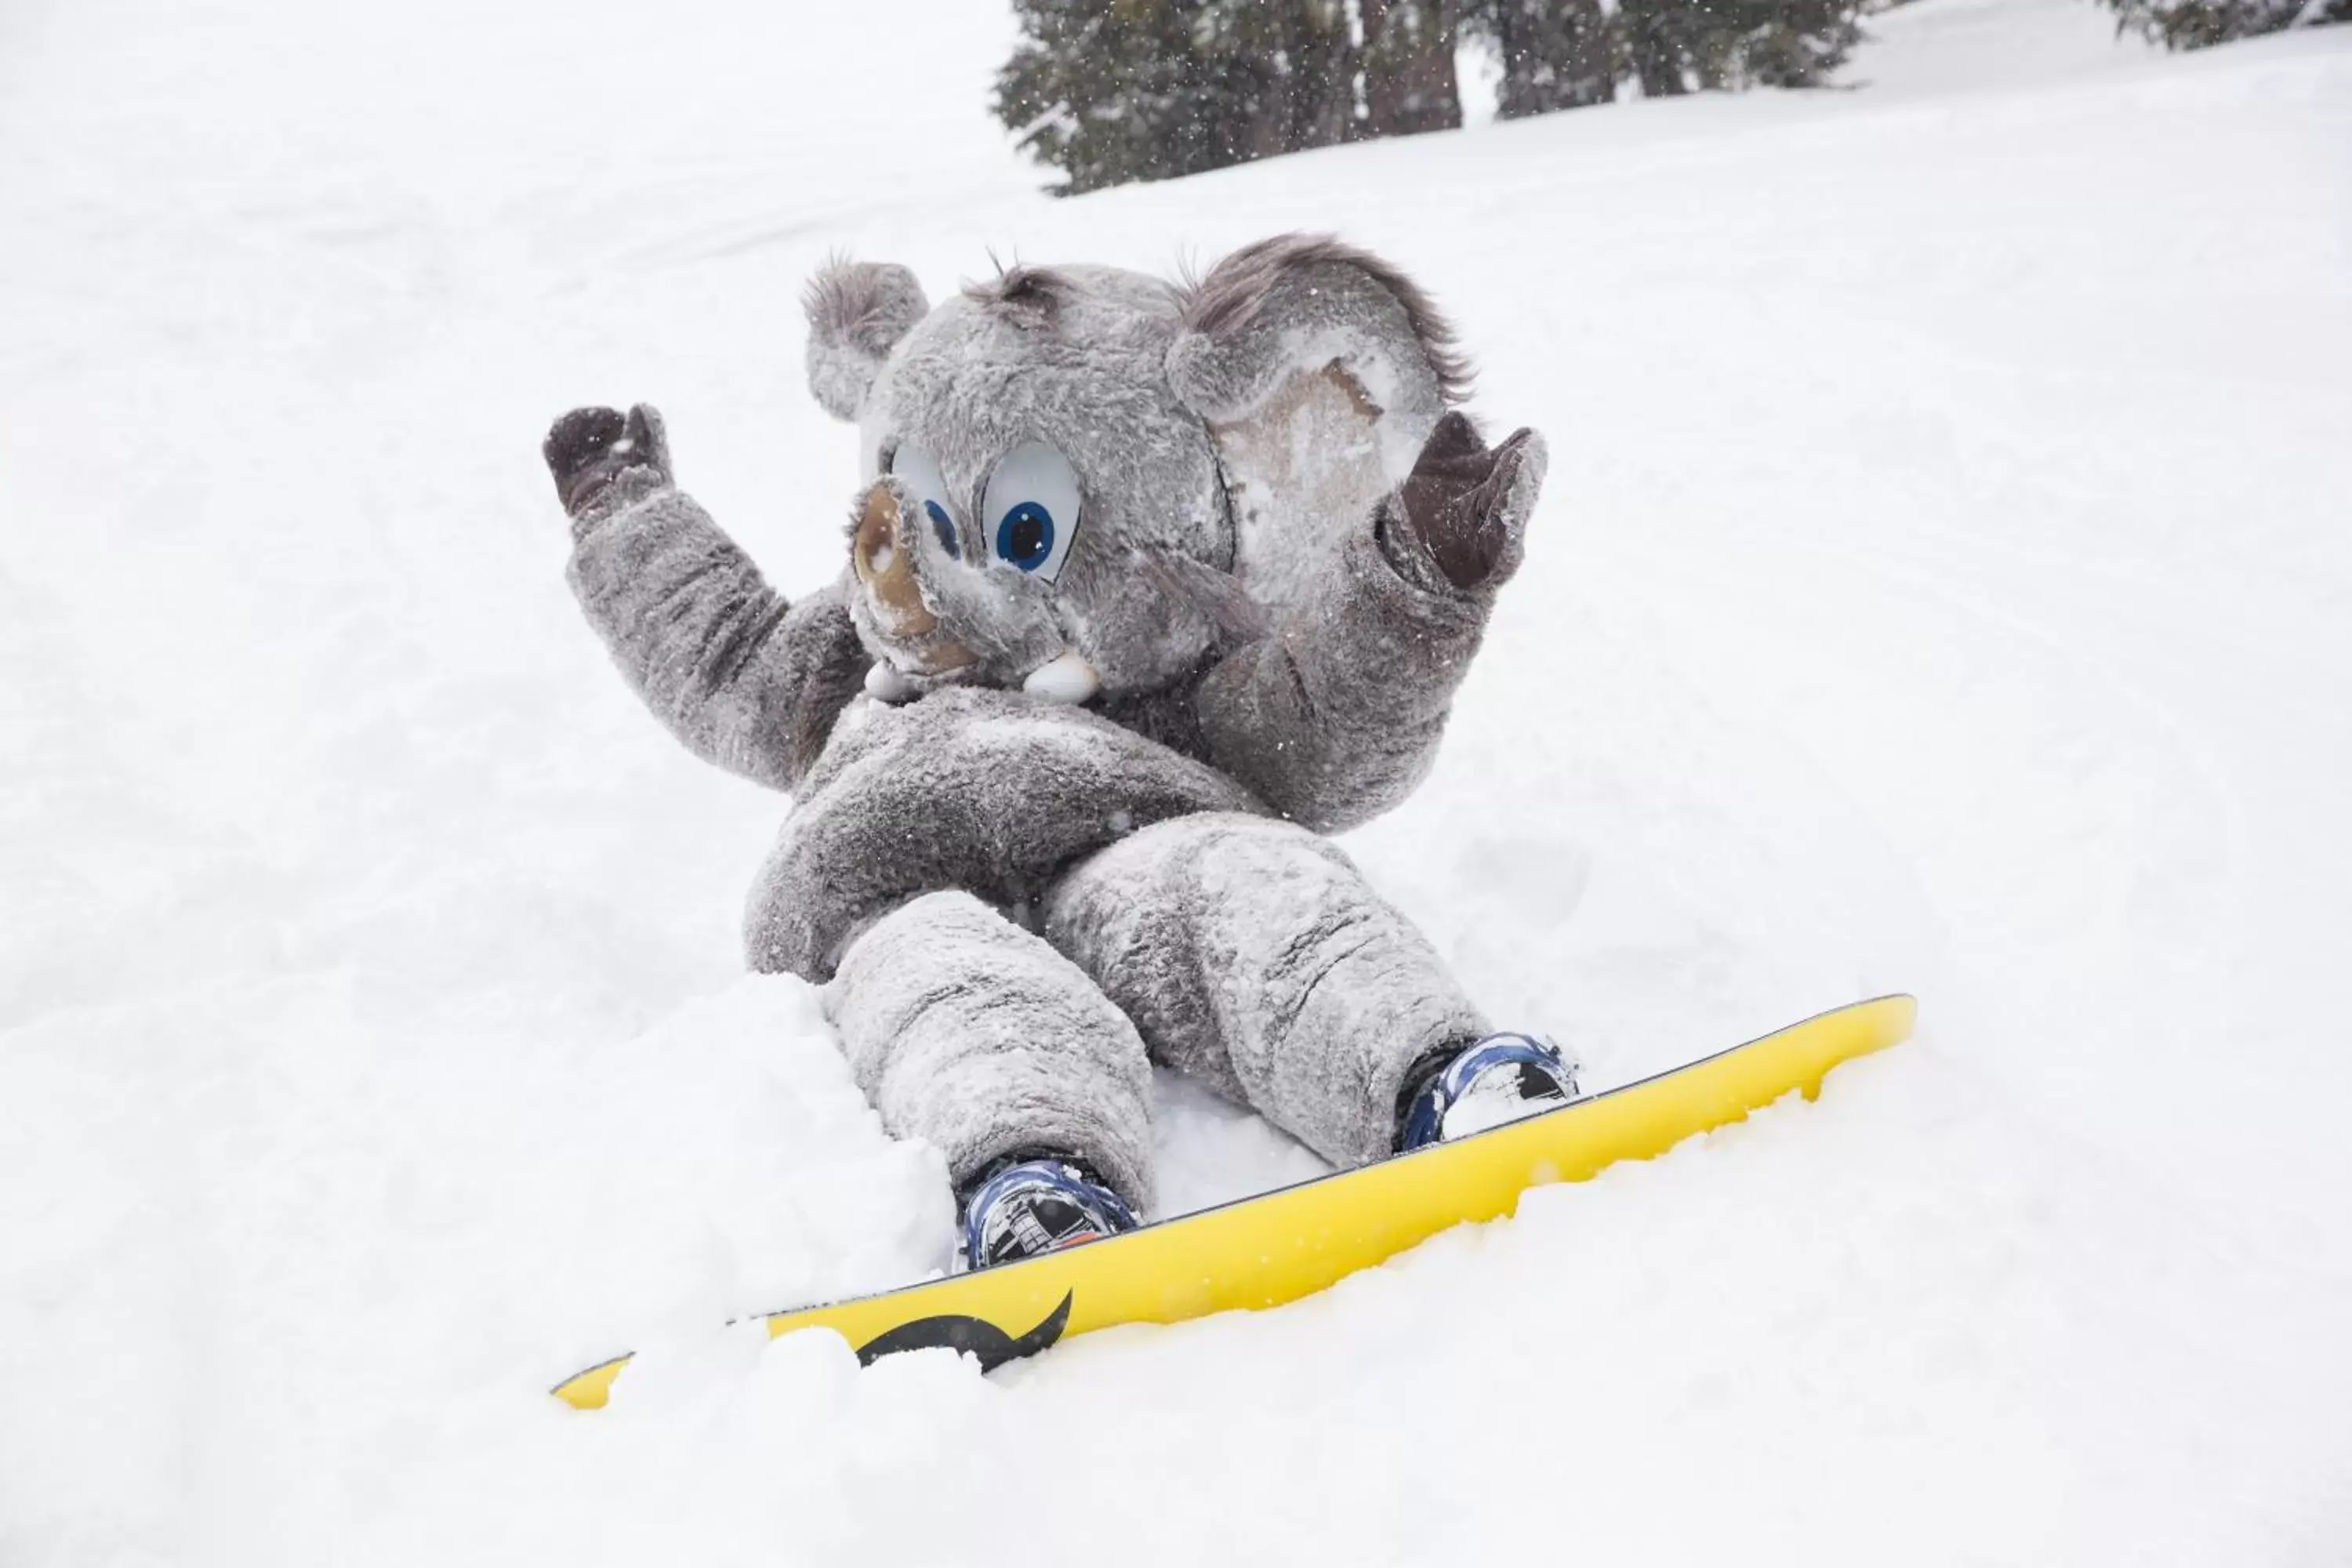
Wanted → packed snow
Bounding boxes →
[4,1,2350,1563]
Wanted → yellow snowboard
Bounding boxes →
[555,993,1915,1409]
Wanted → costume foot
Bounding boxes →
[1397,1033,1584,1152]
[959,1155,1138,1271]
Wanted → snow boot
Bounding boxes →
[959,1154,1139,1271]
[1396,1033,1584,1152]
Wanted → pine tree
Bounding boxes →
[1722,0,1866,85]
[995,0,1224,194]
[2100,0,2346,47]
[1360,0,1465,137]
[996,0,1885,198]
[994,0,1360,195]
[1195,0,1359,161]
[1615,0,1700,95]
[1611,0,1864,93]
[1465,0,1618,114]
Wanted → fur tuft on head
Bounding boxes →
[962,260,1069,328]
[1177,234,1474,405]
[804,256,930,422]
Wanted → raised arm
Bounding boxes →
[545,404,869,793]
[1194,412,1547,832]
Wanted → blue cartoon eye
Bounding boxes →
[981,441,1082,584]
[995,503,1054,572]
[925,500,960,558]
[885,442,961,560]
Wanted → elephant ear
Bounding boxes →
[802,257,929,423]
[1167,234,1472,608]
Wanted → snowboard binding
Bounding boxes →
[1397,1033,1584,1152]
[959,1153,1139,1271]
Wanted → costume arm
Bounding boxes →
[551,405,868,792]
[1192,503,1494,833]
[1193,412,1544,833]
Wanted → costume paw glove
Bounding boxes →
[1387,411,1548,593]
[543,403,674,529]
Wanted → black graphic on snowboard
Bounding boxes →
[852,1290,1075,1369]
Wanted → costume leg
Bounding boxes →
[1042,813,1485,1169]
[823,890,1156,1213]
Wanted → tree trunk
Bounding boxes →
[1492,0,1617,117]
[1288,0,1360,149]
[1562,0,1618,107]
[1360,0,1463,138]
[1229,0,1357,162]
[1627,19,1688,96]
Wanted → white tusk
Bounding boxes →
[864,660,919,703]
[1022,651,1101,705]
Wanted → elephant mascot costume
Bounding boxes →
[543,234,1568,1265]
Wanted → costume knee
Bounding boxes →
[823,890,1156,1212]
[1044,813,1486,1168]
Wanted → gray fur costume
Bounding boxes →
[546,236,1548,1215]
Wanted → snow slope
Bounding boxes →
[4,2,2350,1563]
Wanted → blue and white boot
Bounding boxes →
[958,1155,1139,1272]
[1397,1033,1584,1152]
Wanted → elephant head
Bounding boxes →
[801,234,1472,705]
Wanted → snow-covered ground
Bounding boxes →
[5,1,2350,1562]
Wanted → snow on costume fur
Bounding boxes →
[545,235,1548,1215]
